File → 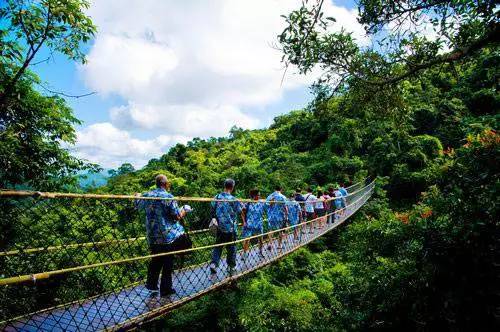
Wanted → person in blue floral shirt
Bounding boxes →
[287,193,303,241]
[209,179,244,275]
[265,186,288,250]
[339,183,349,215]
[333,185,344,220]
[135,174,192,296]
[242,189,265,255]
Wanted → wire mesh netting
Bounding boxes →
[0,180,375,331]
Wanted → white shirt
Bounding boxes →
[315,196,325,210]
[304,193,317,213]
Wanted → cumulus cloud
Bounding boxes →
[110,103,259,137]
[83,35,178,97]
[71,123,190,168]
[75,0,368,167]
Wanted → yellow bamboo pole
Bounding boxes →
[0,182,374,287]
[0,179,367,202]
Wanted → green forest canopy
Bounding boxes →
[0,0,498,330]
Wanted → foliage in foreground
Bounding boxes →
[151,131,498,331]
[0,0,497,330]
[132,35,498,332]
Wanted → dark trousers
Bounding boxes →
[306,212,316,221]
[211,231,236,268]
[147,242,179,294]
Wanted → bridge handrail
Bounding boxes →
[0,179,368,202]
[0,180,375,287]
[0,180,368,257]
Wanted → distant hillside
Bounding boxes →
[78,170,109,189]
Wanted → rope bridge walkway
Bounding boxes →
[0,180,374,331]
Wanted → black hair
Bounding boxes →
[249,188,260,198]
[307,187,313,193]
[224,178,235,190]
[275,185,282,191]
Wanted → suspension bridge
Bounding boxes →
[0,180,374,331]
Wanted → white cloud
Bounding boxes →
[83,35,178,97]
[71,123,190,168]
[76,0,367,167]
[110,103,259,137]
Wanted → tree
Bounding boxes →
[108,163,135,178]
[0,0,96,106]
[0,74,98,189]
[279,0,499,92]
[0,0,98,190]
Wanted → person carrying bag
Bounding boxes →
[135,174,193,297]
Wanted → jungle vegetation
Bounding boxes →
[0,0,498,331]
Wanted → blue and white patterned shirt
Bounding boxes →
[287,200,301,225]
[334,190,343,206]
[212,192,243,233]
[244,201,265,230]
[135,188,184,245]
[265,191,288,222]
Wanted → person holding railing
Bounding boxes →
[287,193,302,241]
[314,189,327,229]
[303,187,317,233]
[135,174,192,297]
[241,188,265,257]
[321,190,332,224]
[339,183,348,211]
[209,179,244,275]
[265,185,288,250]
[327,187,335,223]
[333,186,344,220]
[294,188,307,222]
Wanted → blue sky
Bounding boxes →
[31,0,362,168]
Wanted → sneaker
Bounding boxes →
[209,263,217,275]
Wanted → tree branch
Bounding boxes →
[281,0,325,87]
[30,57,50,66]
[18,9,35,54]
[364,0,452,33]
[366,22,500,86]
[35,82,97,99]
[0,3,52,106]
